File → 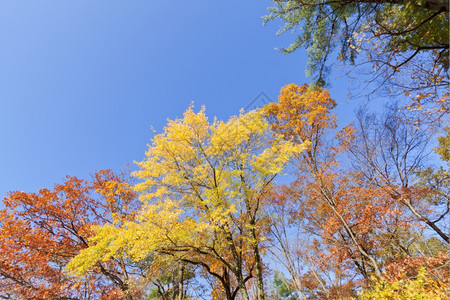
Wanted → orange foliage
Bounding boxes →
[0,170,141,299]
[263,83,448,298]
[264,83,336,144]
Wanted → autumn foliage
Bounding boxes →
[0,170,141,299]
[1,85,448,299]
[263,84,449,299]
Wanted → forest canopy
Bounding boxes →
[2,88,448,298]
[1,0,448,299]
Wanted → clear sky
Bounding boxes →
[0,0,355,197]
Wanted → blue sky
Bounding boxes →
[0,0,355,197]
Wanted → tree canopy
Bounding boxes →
[0,170,142,299]
[67,107,307,300]
[1,2,448,298]
[2,88,448,299]
[266,0,449,112]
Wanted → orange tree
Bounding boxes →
[0,170,143,299]
[262,83,448,298]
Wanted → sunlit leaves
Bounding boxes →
[358,268,448,300]
[68,105,307,299]
[0,170,141,299]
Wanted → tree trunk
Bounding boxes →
[251,227,265,300]
[178,264,185,300]
[236,272,250,300]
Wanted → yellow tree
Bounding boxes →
[358,268,448,300]
[68,106,307,300]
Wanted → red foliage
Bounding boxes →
[0,170,140,299]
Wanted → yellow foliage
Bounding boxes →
[67,105,308,283]
[358,268,449,300]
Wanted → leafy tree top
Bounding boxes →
[265,0,449,111]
